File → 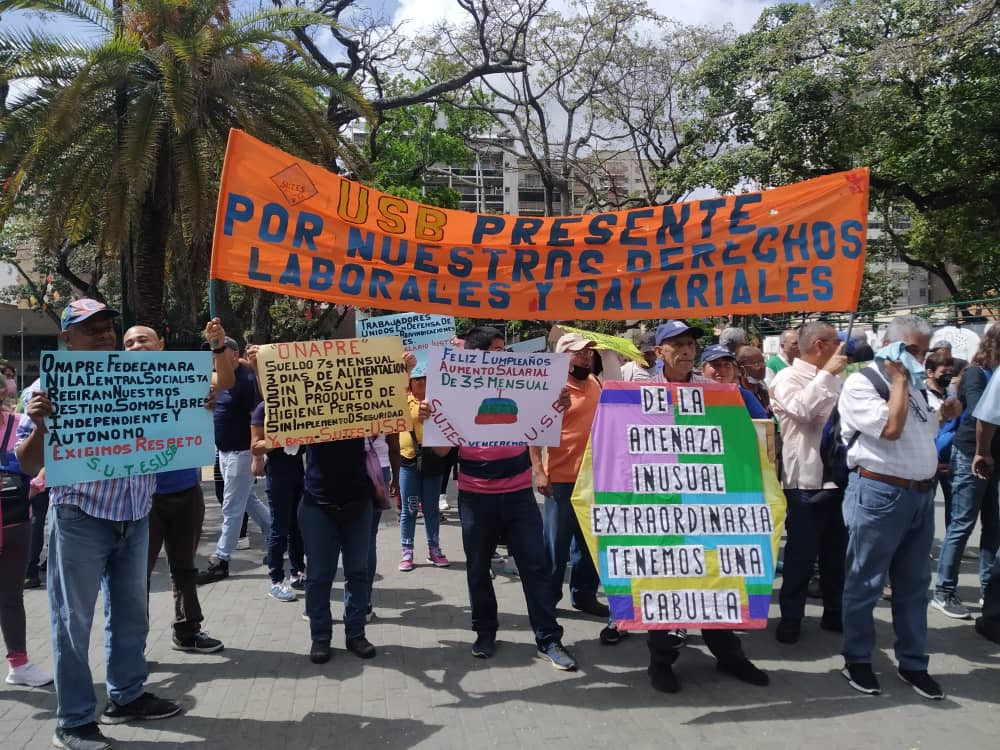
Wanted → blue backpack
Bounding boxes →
[820,368,889,489]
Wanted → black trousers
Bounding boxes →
[147,484,206,638]
[648,629,745,667]
[778,489,847,620]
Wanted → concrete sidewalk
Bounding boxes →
[1,485,998,749]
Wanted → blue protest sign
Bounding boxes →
[40,351,215,486]
[356,312,456,376]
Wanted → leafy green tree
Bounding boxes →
[0,0,370,328]
[674,0,1000,302]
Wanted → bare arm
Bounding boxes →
[205,318,235,391]
[973,420,997,479]
[529,446,552,497]
[15,392,52,477]
[250,422,268,457]
[386,432,401,496]
[212,352,235,392]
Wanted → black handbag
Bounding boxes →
[410,431,450,476]
[0,417,29,527]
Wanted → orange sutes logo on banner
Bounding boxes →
[210,130,869,320]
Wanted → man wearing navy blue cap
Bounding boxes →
[16,299,181,750]
[641,320,769,693]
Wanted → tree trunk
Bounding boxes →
[134,144,173,328]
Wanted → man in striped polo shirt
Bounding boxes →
[426,326,577,670]
[16,299,180,750]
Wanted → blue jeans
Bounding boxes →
[48,506,150,728]
[459,488,563,648]
[778,488,847,620]
[543,482,599,607]
[216,450,271,561]
[264,461,305,584]
[841,473,934,671]
[398,464,442,549]
[935,448,1000,596]
[298,500,372,642]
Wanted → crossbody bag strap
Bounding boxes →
[0,415,15,468]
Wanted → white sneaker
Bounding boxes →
[6,662,53,687]
[268,581,297,602]
[438,494,450,511]
[236,537,251,550]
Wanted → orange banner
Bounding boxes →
[210,130,869,320]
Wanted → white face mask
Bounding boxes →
[746,375,763,385]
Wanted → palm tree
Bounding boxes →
[0,0,370,327]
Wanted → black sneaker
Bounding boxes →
[775,618,801,644]
[717,658,769,686]
[53,722,112,750]
[196,558,228,585]
[648,662,680,693]
[172,631,224,654]
[931,592,971,620]
[472,632,496,658]
[572,598,611,618]
[898,669,944,700]
[309,640,331,664]
[842,663,881,695]
[538,642,577,671]
[346,636,376,659]
[100,692,181,724]
[23,574,43,589]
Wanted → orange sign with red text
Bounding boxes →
[211,130,869,320]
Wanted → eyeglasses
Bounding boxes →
[908,394,928,422]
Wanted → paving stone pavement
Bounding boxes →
[2,483,998,749]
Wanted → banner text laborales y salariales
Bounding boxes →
[211,130,869,320]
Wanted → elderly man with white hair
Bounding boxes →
[837,315,961,700]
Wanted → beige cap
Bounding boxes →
[555,333,597,353]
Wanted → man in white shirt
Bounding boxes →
[770,322,848,645]
[620,331,660,382]
[837,314,960,700]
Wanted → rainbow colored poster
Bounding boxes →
[571,381,786,630]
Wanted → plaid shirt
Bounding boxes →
[15,378,154,521]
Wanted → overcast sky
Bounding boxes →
[390,0,776,31]
[3,0,776,40]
